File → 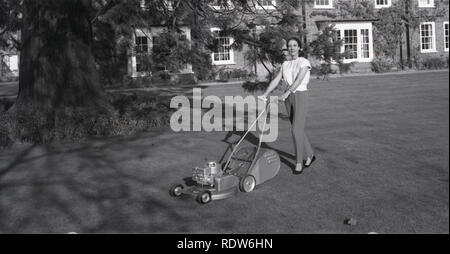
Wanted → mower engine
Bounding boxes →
[192,161,223,186]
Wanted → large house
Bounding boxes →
[305,0,449,72]
[1,0,448,82]
[128,0,448,80]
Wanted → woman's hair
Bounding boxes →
[286,37,303,57]
[286,37,302,49]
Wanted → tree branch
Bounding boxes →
[91,0,117,25]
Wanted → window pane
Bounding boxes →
[343,29,358,59]
[361,29,370,58]
[135,36,149,53]
[213,32,232,63]
[315,0,330,6]
[420,23,434,51]
[445,23,449,50]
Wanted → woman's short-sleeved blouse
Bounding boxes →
[281,57,311,92]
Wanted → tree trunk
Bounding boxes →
[17,0,105,108]
[0,55,3,78]
[13,0,111,142]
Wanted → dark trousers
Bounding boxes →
[285,91,313,163]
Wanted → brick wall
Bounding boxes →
[410,20,449,66]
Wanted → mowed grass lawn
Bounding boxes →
[0,70,448,233]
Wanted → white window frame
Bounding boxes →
[3,55,19,74]
[374,0,391,9]
[141,0,174,11]
[131,29,152,77]
[420,22,437,53]
[335,22,374,63]
[210,0,233,10]
[314,0,334,9]
[444,22,449,52]
[255,0,277,10]
[418,0,434,8]
[210,28,235,65]
[165,0,174,10]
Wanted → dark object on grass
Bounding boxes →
[344,218,357,226]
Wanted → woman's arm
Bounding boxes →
[287,66,309,92]
[277,66,309,101]
[262,70,282,98]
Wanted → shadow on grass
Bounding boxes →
[219,131,296,172]
[0,131,189,233]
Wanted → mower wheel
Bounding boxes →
[169,184,184,197]
[196,191,212,204]
[240,175,256,193]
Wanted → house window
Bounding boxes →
[135,36,149,53]
[314,0,333,9]
[2,55,19,74]
[133,32,151,74]
[444,22,449,52]
[211,28,234,65]
[211,0,233,9]
[140,0,147,9]
[418,0,434,7]
[375,0,391,8]
[343,29,358,59]
[420,22,436,53]
[361,29,370,58]
[135,55,151,73]
[165,0,174,10]
[152,36,159,46]
[256,0,276,9]
[335,22,374,63]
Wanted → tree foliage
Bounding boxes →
[0,0,345,145]
[309,24,343,76]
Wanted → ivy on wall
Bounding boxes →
[310,0,449,69]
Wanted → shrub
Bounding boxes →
[218,69,254,82]
[371,58,395,73]
[339,62,354,74]
[0,98,15,113]
[1,92,174,146]
[311,63,337,77]
[50,94,173,142]
[0,112,14,148]
[15,108,55,143]
[421,57,448,70]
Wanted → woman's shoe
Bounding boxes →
[293,164,303,175]
[304,155,316,168]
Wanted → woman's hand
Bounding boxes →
[258,95,268,102]
[279,91,291,102]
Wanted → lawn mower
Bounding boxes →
[169,97,281,204]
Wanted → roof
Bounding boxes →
[315,18,379,23]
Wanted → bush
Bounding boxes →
[0,92,174,146]
[311,63,337,77]
[108,92,173,131]
[339,62,354,74]
[48,94,174,142]
[0,112,14,148]
[421,57,448,70]
[371,58,395,73]
[0,98,15,113]
[217,69,254,82]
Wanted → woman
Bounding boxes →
[261,37,315,174]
